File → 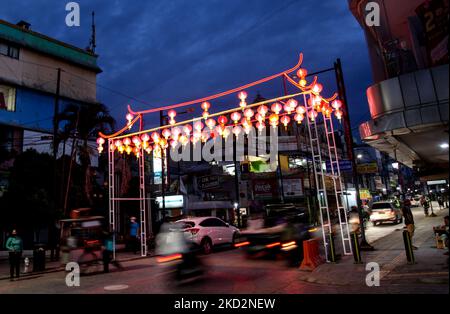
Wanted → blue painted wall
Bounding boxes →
[0,87,81,133]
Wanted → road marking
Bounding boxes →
[104,284,129,291]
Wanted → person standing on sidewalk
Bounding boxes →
[5,229,23,281]
[401,199,418,250]
[128,217,139,254]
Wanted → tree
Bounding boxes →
[1,149,55,241]
[57,103,115,209]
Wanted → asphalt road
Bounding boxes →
[1,204,446,294]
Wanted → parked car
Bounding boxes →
[411,195,422,207]
[174,217,240,254]
[369,201,403,225]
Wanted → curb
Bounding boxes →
[0,254,153,281]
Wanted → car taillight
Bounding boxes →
[186,228,200,235]
[157,253,182,263]
[265,242,281,249]
[234,241,250,248]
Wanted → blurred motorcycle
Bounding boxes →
[155,222,205,281]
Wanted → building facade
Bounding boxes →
[0,19,102,193]
[349,0,449,184]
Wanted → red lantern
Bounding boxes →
[287,99,298,111]
[271,102,282,114]
[162,128,171,139]
[257,105,268,117]
[244,108,254,120]
[201,130,209,142]
[309,110,318,121]
[97,137,105,145]
[170,140,178,149]
[206,118,216,130]
[269,113,279,128]
[126,113,134,123]
[194,121,204,132]
[132,136,141,146]
[201,102,211,111]
[296,68,308,78]
[231,111,241,124]
[183,124,192,135]
[312,83,323,94]
[335,109,343,120]
[151,132,160,144]
[159,138,168,149]
[332,99,342,110]
[218,115,228,126]
[283,103,293,114]
[294,113,304,124]
[238,91,248,101]
[141,133,150,142]
[171,127,181,141]
[323,105,333,118]
[255,113,263,122]
[299,79,307,87]
[123,137,131,146]
[280,115,290,128]
[168,109,176,119]
[215,125,225,136]
[233,125,242,136]
[179,135,189,146]
[296,106,306,115]
[256,121,265,131]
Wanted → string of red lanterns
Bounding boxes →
[98,57,345,158]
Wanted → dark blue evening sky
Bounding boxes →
[0,0,373,134]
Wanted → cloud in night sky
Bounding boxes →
[0,0,373,133]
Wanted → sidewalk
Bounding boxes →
[0,248,154,281]
[292,205,449,293]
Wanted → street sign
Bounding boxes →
[357,162,378,174]
[326,159,352,172]
[283,178,304,197]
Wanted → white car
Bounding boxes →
[175,217,240,254]
[369,201,403,225]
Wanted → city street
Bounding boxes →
[0,0,448,300]
[1,205,447,294]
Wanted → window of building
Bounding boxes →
[0,84,16,111]
[0,41,19,59]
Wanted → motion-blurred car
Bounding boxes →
[236,204,314,266]
[369,201,403,226]
[174,217,240,254]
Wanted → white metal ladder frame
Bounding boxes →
[323,113,352,255]
[107,140,148,258]
[303,94,333,262]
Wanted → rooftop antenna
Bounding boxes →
[88,11,96,53]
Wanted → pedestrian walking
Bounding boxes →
[401,199,417,250]
[6,229,23,281]
[102,231,123,273]
[421,196,430,216]
[128,217,139,254]
[438,196,444,210]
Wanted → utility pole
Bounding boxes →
[334,58,373,250]
[53,68,61,215]
[159,110,166,219]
